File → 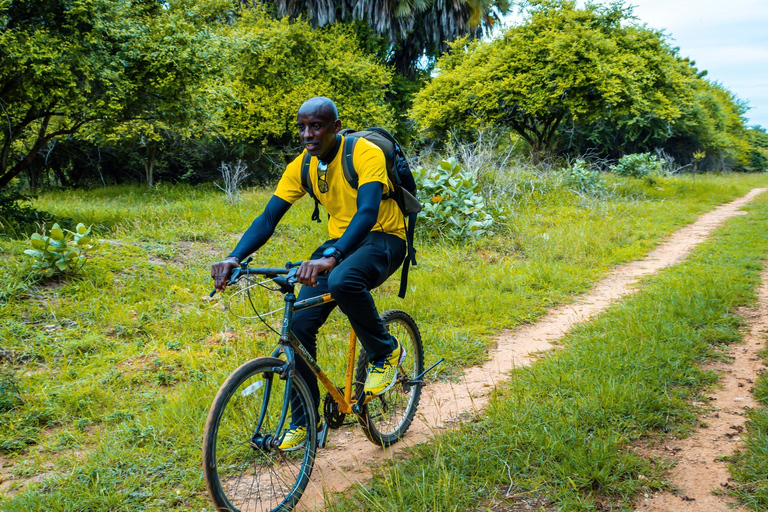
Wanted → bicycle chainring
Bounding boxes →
[323,388,347,429]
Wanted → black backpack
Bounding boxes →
[300,127,421,298]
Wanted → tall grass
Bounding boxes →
[0,173,766,510]
[328,190,768,511]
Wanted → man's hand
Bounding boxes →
[211,257,240,292]
[296,257,337,286]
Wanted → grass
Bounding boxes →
[328,186,768,511]
[0,171,766,510]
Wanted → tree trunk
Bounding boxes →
[144,142,158,188]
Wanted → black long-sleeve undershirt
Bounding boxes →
[228,181,383,262]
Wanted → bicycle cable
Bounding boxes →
[244,277,283,336]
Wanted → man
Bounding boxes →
[211,97,406,451]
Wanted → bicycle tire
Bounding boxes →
[203,357,317,512]
[354,309,424,447]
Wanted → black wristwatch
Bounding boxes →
[322,247,342,263]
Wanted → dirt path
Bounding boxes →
[635,265,768,512]
[295,187,768,511]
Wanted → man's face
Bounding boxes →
[296,107,340,159]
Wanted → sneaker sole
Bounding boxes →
[367,346,407,398]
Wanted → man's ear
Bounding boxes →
[333,119,342,133]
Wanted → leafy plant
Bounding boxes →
[611,153,665,178]
[24,223,94,277]
[563,159,605,196]
[415,157,495,239]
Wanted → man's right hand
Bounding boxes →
[211,257,240,292]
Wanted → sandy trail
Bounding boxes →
[635,265,768,511]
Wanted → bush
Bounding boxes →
[0,191,45,238]
[611,152,664,178]
[415,157,495,239]
[563,159,605,196]
[23,223,94,277]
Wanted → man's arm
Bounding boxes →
[211,195,291,291]
[295,182,382,286]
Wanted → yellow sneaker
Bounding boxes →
[364,341,406,397]
[278,426,307,452]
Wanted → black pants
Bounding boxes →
[289,231,406,427]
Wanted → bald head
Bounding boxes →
[298,97,339,124]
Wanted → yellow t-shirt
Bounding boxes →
[274,136,406,241]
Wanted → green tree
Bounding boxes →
[221,7,395,154]
[0,0,229,190]
[661,79,750,171]
[411,0,696,160]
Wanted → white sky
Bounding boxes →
[501,1,768,129]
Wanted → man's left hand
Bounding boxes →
[296,257,337,286]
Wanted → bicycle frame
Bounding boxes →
[272,288,360,416]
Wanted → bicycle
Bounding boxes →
[202,258,441,512]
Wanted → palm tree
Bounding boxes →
[261,0,512,75]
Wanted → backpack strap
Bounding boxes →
[340,136,359,189]
[300,152,322,223]
[398,212,418,299]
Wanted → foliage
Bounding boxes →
[0,0,232,190]
[23,223,93,277]
[744,127,768,172]
[221,7,395,149]
[415,157,495,239]
[661,80,751,171]
[611,152,664,178]
[411,1,698,159]
[0,190,46,238]
[563,159,606,196]
[0,368,23,413]
[265,0,512,76]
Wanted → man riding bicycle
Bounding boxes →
[211,97,407,451]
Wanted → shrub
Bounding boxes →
[563,159,605,196]
[23,223,94,277]
[415,157,495,239]
[611,153,664,178]
[0,191,45,238]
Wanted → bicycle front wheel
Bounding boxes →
[355,309,424,447]
[202,357,317,512]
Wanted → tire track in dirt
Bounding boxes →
[299,187,767,511]
[634,267,768,511]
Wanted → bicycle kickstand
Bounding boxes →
[407,357,445,387]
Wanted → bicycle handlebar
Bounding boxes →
[209,259,305,297]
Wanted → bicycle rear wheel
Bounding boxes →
[355,309,424,447]
[203,357,317,512]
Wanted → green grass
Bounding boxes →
[0,172,766,510]
[328,187,768,511]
